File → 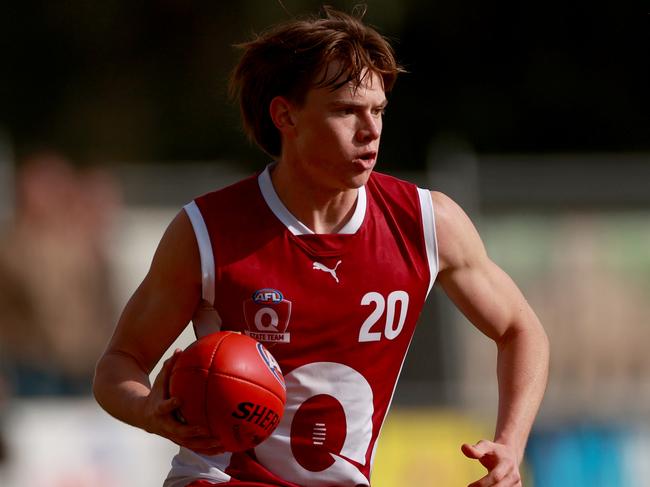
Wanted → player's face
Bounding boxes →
[289,64,387,191]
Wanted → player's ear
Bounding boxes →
[269,96,296,134]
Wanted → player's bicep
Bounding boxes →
[439,258,528,341]
[106,210,202,373]
[432,191,530,341]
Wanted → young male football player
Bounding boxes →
[93,7,549,487]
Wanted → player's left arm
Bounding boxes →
[432,191,550,487]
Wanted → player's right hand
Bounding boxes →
[461,440,522,487]
[143,350,225,455]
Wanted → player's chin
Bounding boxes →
[352,173,372,189]
[346,166,374,188]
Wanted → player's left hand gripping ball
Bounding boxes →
[169,331,286,452]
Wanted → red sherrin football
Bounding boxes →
[169,331,286,452]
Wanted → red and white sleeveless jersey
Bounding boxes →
[165,166,438,487]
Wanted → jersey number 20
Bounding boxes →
[358,290,410,342]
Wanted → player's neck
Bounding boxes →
[270,162,360,234]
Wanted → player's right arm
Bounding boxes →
[93,210,223,454]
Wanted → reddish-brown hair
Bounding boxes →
[229,6,404,157]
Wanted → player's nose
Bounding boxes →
[355,114,381,143]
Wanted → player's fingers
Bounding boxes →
[175,434,225,455]
[487,469,521,487]
[172,424,211,439]
[160,349,182,384]
[159,352,177,375]
[156,396,181,415]
[468,461,520,487]
[183,436,225,451]
[150,355,175,395]
[161,417,213,445]
[494,475,521,487]
[467,464,508,487]
[462,440,492,459]
[150,350,183,401]
[461,443,481,459]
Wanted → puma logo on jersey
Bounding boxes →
[312,260,341,283]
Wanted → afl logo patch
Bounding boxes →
[243,288,292,347]
[252,288,284,304]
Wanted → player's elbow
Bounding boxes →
[498,316,549,362]
[92,349,137,410]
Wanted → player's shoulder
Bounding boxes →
[430,190,462,216]
[429,191,487,270]
[429,190,476,233]
[149,207,201,284]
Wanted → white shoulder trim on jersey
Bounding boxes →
[183,201,215,305]
[258,164,367,235]
[184,201,222,337]
[417,188,439,296]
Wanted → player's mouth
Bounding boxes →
[352,151,377,170]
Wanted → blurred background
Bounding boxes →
[0,0,648,485]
